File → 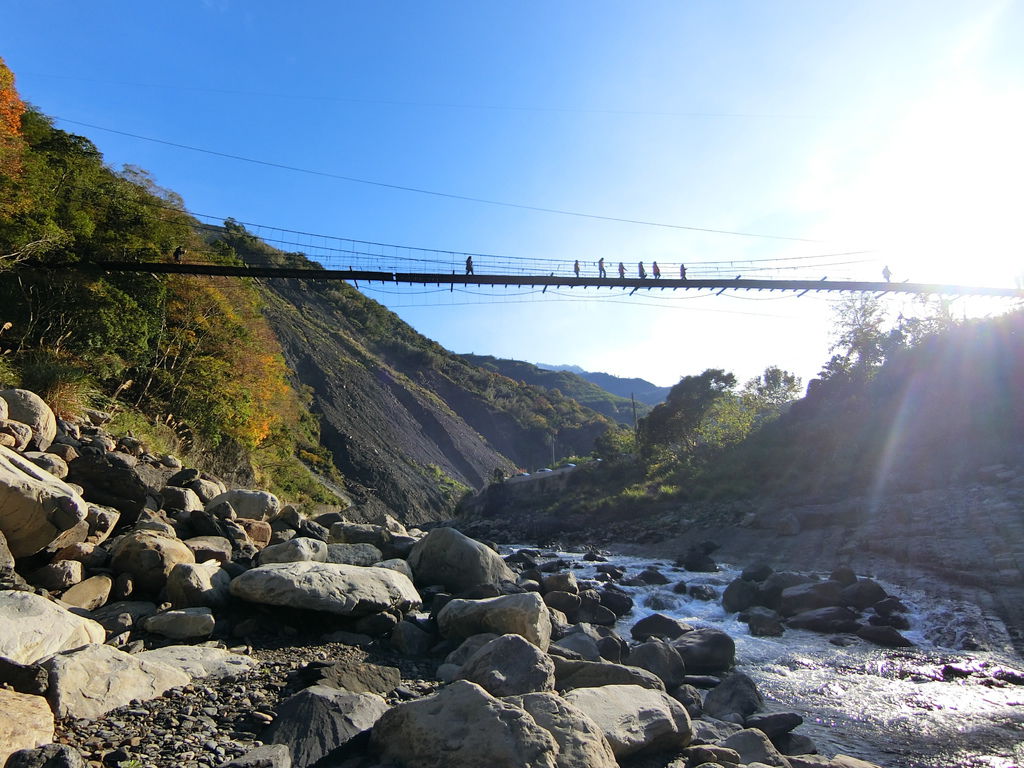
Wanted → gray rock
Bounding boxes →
[702,672,764,721]
[88,600,158,633]
[229,561,421,617]
[28,560,83,591]
[0,390,56,450]
[371,680,559,768]
[631,613,694,641]
[258,537,328,565]
[141,607,216,639]
[628,639,687,689]
[374,556,413,579]
[0,689,55,766]
[389,619,434,656]
[262,685,388,768]
[319,659,400,695]
[0,444,89,558]
[407,527,516,592]
[744,606,785,637]
[22,452,69,480]
[437,592,551,650]
[137,645,258,680]
[669,683,703,718]
[206,489,280,520]
[4,743,86,768]
[719,728,792,767]
[786,607,860,633]
[563,683,692,758]
[327,521,388,547]
[0,591,105,665]
[723,578,761,613]
[553,657,665,691]
[504,691,618,768]
[187,477,225,503]
[779,581,843,617]
[44,643,190,719]
[841,579,888,610]
[671,627,736,673]
[215,745,291,768]
[59,574,113,611]
[691,716,743,743]
[745,712,803,738]
[184,535,233,564]
[166,561,232,608]
[109,531,196,595]
[325,542,382,566]
[457,633,556,696]
[856,624,914,647]
[161,485,203,514]
[541,572,578,594]
[0,656,48,696]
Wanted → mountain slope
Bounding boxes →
[536,364,671,406]
[461,354,649,425]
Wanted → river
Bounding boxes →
[507,546,1024,768]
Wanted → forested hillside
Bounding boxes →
[537,363,671,405]
[461,354,649,425]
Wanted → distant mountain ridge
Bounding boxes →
[535,364,672,406]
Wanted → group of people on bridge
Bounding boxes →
[466,255,687,280]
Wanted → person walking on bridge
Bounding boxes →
[882,265,892,282]
[652,261,661,279]
[574,259,581,278]
[466,256,474,275]
[173,245,186,264]
[598,257,607,278]
[618,262,625,279]
[680,263,687,279]
[638,262,647,279]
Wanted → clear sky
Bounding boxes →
[3,2,1022,388]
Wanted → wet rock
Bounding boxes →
[840,579,888,610]
[44,643,190,719]
[456,633,555,696]
[564,683,692,758]
[0,444,89,557]
[760,572,813,610]
[504,691,618,768]
[541,571,578,594]
[719,728,792,767]
[829,566,857,587]
[743,606,785,637]
[742,563,774,582]
[553,657,665,691]
[598,588,633,617]
[689,584,718,601]
[779,581,843,617]
[0,689,54,765]
[627,639,687,689]
[856,624,914,647]
[0,591,105,664]
[437,592,551,650]
[229,561,421,617]
[262,685,387,768]
[671,628,736,674]
[746,712,803,738]
[787,607,860,634]
[702,672,763,721]
[371,680,559,768]
[407,527,516,592]
[723,578,761,613]
[631,613,694,641]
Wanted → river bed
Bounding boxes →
[507,546,1024,768]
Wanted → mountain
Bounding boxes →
[461,354,649,426]
[536,364,671,406]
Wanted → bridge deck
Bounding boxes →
[27,260,1024,299]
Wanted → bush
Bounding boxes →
[17,350,96,419]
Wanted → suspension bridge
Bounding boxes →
[42,259,1024,300]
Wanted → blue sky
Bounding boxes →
[3,2,1022,387]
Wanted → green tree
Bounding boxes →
[743,366,802,411]
[638,368,736,457]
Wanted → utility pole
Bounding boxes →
[631,393,639,444]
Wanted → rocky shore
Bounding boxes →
[0,387,998,768]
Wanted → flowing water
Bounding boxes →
[509,547,1024,768]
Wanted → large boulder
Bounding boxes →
[65,452,162,520]
[0,445,89,558]
[325,542,382,566]
[59,573,113,611]
[0,591,105,664]
[627,639,687,689]
[206,489,280,521]
[141,607,216,639]
[318,659,401,695]
[787,606,860,633]
[0,390,56,450]
[671,627,736,673]
[407,527,515,592]
[702,672,764,721]
[719,728,793,767]
[553,658,665,691]
[504,692,618,768]
[563,684,692,758]
[44,643,190,719]
[437,592,552,650]
[370,680,559,768]
[841,578,888,610]
[779,581,844,617]
[4,744,87,768]
[137,646,258,679]
[166,561,232,608]
[258,537,328,565]
[631,613,693,641]
[213,745,290,768]
[0,689,54,765]
[723,578,761,613]
[457,633,556,696]
[261,685,388,768]
[229,561,420,617]
[109,531,196,595]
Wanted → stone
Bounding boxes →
[702,672,764,720]
[141,607,216,639]
[109,530,196,595]
[0,591,105,664]
[504,691,618,768]
[856,624,914,647]
[187,477,225,503]
[52,541,106,568]
[166,560,232,608]
[669,684,703,718]
[551,625,603,661]
[691,716,743,744]
[744,606,785,637]
[371,680,559,768]
[408,526,516,592]
[718,728,792,768]
[830,566,858,587]
[437,592,551,650]
[137,645,258,679]
[544,590,581,616]
[374,556,413,579]
[786,607,861,633]
[4,743,87,768]
[574,592,617,626]
[598,588,633,617]
[184,535,233,564]
[160,485,204,514]
[0,390,56,450]
[328,521,388,547]
[324,542,382,566]
[28,559,83,591]
[0,445,89,557]
[60,573,113,610]
[0,656,48,696]
[684,745,742,766]
[841,579,888,610]
[0,419,32,451]
[44,643,190,719]
[671,627,736,673]
[628,639,687,689]
[742,563,774,582]
[206,489,281,520]
[0,689,54,765]
[235,517,272,548]
[84,505,119,545]
[457,633,556,696]
[88,600,158,633]
[23,451,69,479]
[258,536,328,564]
[553,658,665,691]
[229,561,421,617]
[65,452,162,519]
[564,684,692,758]
[631,613,694,641]
[745,712,803,738]
[779,581,844,617]
[542,571,578,594]
[723,578,761,613]
[319,659,401,695]
[262,685,388,768]
[390,619,435,656]
[760,572,813,610]
[215,745,291,768]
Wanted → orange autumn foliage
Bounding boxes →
[0,57,28,217]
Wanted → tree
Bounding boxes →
[638,368,736,457]
[743,366,802,411]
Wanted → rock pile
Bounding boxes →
[1,387,891,768]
